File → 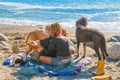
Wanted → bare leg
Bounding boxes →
[39,56,52,65]
[76,40,80,57]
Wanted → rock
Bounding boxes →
[116,77,120,80]
[2,47,9,50]
[107,42,120,60]
[68,39,74,46]
[0,44,3,48]
[0,41,9,46]
[70,38,77,44]
[67,39,76,54]
[86,42,94,49]
[0,41,9,50]
[0,33,8,41]
[107,36,120,42]
[69,46,75,54]
[114,36,120,42]
[69,39,94,50]
[14,37,24,40]
[116,60,120,67]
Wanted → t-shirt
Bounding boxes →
[48,37,71,57]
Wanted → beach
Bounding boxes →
[0,25,120,80]
[0,0,120,79]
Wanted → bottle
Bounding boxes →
[3,59,11,65]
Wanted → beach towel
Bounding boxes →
[3,55,93,76]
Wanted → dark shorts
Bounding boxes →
[51,58,71,66]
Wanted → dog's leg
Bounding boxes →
[94,43,102,60]
[83,42,86,58]
[100,44,105,60]
[76,40,80,57]
[100,40,109,60]
[102,39,109,57]
[25,44,32,55]
[32,48,40,61]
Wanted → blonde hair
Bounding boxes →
[50,22,62,37]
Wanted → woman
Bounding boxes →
[27,22,71,65]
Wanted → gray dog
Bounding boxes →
[75,16,108,60]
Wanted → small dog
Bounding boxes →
[75,16,108,60]
[7,52,26,66]
[23,25,50,44]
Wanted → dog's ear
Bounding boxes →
[14,58,20,64]
[14,58,25,66]
[19,59,25,66]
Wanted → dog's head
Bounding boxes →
[44,25,51,35]
[12,57,25,66]
[62,27,68,36]
[76,16,88,27]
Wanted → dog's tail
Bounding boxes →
[100,38,109,57]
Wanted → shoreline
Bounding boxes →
[0,25,120,38]
[0,20,120,32]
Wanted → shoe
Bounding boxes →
[93,60,105,76]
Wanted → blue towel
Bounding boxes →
[3,56,92,76]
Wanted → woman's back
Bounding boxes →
[53,37,70,57]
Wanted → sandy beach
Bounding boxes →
[0,25,120,80]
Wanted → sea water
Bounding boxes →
[0,0,120,32]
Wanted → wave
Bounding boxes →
[0,1,120,22]
[0,2,120,10]
[0,1,120,32]
[88,21,120,32]
[0,18,120,32]
[0,18,44,26]
[89,11,120,22]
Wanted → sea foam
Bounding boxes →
[0,18,120,32]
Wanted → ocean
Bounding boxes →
[0,0,120,32]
